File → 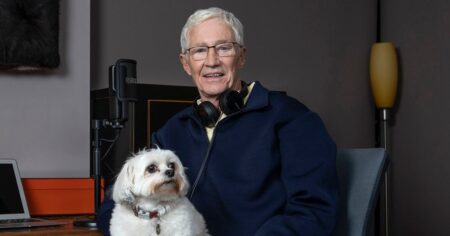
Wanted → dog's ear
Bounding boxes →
[112,159,136,204]
[175,162,190,196]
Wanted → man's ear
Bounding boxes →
[179,54,192,76]
[237,47,247,68]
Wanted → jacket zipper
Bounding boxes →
[189,126,216,199]
[188,110,243,199]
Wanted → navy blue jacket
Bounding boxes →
[97,81,339,235]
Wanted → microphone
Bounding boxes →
[74,59,138,228]
[108,59,137,126]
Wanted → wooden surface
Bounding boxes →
[0,216,103,236]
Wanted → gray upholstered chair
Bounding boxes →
[334,148,389,236]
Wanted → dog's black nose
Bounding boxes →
[165,169,174,177]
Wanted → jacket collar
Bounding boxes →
[243,81,270,112]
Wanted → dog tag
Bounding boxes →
[156,223,161,235]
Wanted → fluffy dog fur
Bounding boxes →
[110,148,208,236]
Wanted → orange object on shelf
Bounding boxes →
[22,178,104,216]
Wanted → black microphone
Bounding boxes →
[75,59,138,228]
[109,59,137,125]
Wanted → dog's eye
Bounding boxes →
[147,164,157,173]
[168,162,176,170]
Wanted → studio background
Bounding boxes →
[0,0,449,235]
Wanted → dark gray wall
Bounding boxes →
[382,0,450,235]
[0,0,91,177]
[91,0,376,149]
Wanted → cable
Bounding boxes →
[99,129,121,176]
[101,130,121,161]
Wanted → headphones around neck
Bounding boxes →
[194,81,249,127]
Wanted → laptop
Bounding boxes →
[0,159,66,229]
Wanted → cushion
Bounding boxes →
[0,0,60,70]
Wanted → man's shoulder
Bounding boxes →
[247,81,312,119]
[173,105,194,118]
[163,106,194,126]
[252,81,308,109]
[152,106,196,143]
[268,90,310,114]
[157,106,201,135]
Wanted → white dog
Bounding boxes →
[110,148,209,236]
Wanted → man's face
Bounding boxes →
[180,18,246,102]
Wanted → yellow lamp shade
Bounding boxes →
[370,42,398,108]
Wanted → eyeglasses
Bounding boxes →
[185,42,242,61]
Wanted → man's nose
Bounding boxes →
[204,47,220,66]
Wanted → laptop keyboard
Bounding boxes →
[0,218,41,224]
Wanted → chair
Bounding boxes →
[334,148,389,236]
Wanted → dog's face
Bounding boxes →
[113,148,189,203]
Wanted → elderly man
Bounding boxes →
[98,7,339,236]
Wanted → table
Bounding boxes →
[0,215,103,236]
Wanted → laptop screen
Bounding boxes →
[0,164,25,214]
[0,160,30,220]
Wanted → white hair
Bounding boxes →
[180,7,244,53]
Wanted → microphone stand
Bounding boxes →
[73,119,123,228]
[92,119,105,217]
